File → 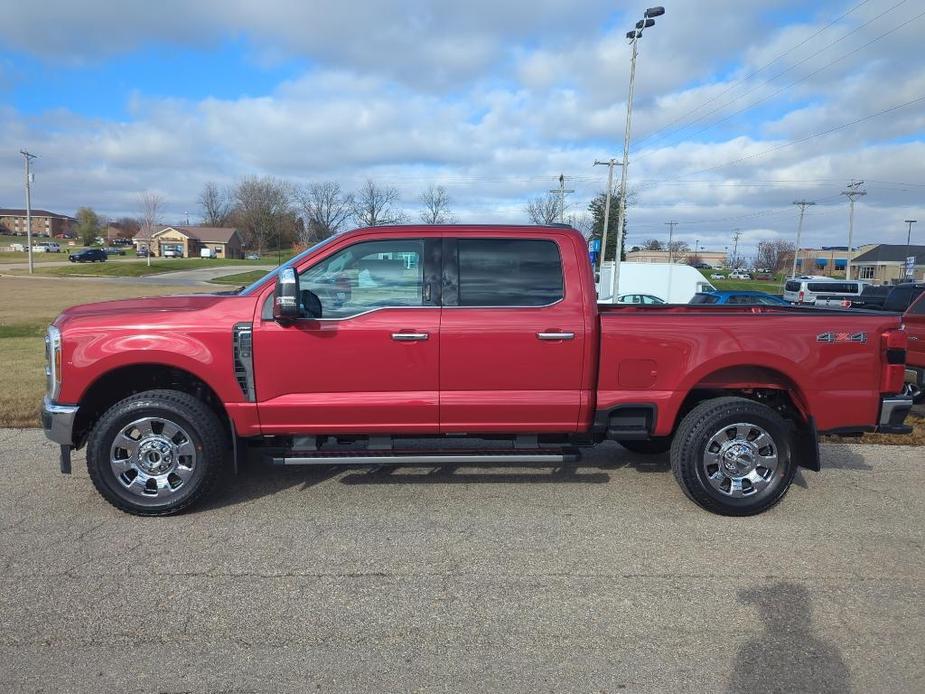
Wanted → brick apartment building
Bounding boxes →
[0,208,77,238]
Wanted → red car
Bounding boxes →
[41,225,913,516]
[904,290,925,402]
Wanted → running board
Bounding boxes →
[271,449,579,467]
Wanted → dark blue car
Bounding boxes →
[690,290,789,305]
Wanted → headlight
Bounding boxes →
[45,326,62,400]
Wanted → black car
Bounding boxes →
[883,283,925,312]
[68,248,108,263]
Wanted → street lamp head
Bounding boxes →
[645,6,666,18]
[626,30,639,39]
[636,18,656,28]
[905,219,918,224]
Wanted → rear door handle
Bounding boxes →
[392,332,429,341]
[537,332,575,341]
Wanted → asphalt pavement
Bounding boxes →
[0,429,922,693]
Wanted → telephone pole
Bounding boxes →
[593,158,621,275]
[549,174,574,224]
[791,201,815,279]
[665,220,678,263]
[905,219,918,280]
[20,150,37,274]
[841,180,866,279]
[731,229,741,268]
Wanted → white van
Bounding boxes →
[32,241,61,253]
[598,261,716,304]
[783,277,868,304]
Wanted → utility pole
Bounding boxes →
[609,6,666,302]
[549,174,574,224]
[731,229,741,269]
[593,158,621,276]
[185,211,191,226]
[841,180,866,280]
[20,150,37,274]
[665,221,678,263]
[905,219,918,281]
[791,201,815,279]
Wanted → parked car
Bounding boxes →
[813,284,892,310]
[103,247,126,256]
[41,224,913,518]
[883,283,925,313]
[783,278,868,305]
[728,270,752,280]
[33,241,62,253]
[162,248,183,258]
[903,290,925,403]
[616,293,665,305]
[246,253,261,260]
[689,291,789,306]
[710,273,725,280]
[68,248,107,263]
[135,247,150,257]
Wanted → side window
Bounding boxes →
[908,290,925,315]
[456,239,563,307]
[299,239,424,318]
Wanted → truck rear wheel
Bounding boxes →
[86,389,226,516]
[670,397,796,516]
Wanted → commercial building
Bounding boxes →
[625,248,726,267]
[133,226,244,259]
[0,208,77,238]
[792,246,850,277]
[848,244,925,283]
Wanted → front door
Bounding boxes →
[906,292,925,374]
[253,236,442,435]
[439,235,587,433]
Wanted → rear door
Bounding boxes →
[439,234,587,432]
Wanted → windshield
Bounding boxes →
[238,234,343,296]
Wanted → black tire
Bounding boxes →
[617,437,672,455]
[86,389,226,516]
[669,396,796,516]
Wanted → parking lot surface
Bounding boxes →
[1,428,922,693]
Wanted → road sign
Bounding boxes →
[905,256,916,279]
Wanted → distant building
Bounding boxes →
[0,208,77,238]
[849,244,925,283]
[793,246,850,277]
[133,225,244,259]
[626,248,726,267]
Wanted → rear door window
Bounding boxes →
[455,239,563,307]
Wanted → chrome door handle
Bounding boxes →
[537,332,575,341]
[391,332,429,341]
[910,336,920,341]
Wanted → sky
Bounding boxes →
[1,0,923,257]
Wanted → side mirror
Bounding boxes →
[273,268,301,322]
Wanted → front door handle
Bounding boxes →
[537,331,575,341]
[392,332,429,341]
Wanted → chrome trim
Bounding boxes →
[274,453,571,466]
[537,331,575,341]
[391,332,429,341]
[41,396,78,446]
[232,323,256,401]
[45,325,61,400]
[879,395,913,427]
[442,297,565,310]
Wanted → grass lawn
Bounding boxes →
[0,251,76,264]
[710,278,784,294]
[209,269,270,285]
[0,277,214,427]
[22,257,278,278]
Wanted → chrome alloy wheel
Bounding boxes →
[702,422,779,498]
[110,416,197,497]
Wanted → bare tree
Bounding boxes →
[641,239,663,251]
[198,181,232,227]
[525,193,560,225]
[685,253,704,267]
[294,181,354,243]
[667,239,690,256]
[418,185,455,224]
[232,176,294,254]
[755,239,795,274]
[568,212,593,238]
[352,179,404,227]
[139,191,164,266]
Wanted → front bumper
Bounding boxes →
[878,395,914,434]
[41,396,78,446]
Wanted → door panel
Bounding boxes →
[439,236,586,432]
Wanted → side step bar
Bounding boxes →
[272,449,579,467]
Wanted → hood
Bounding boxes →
[54,293,242,326]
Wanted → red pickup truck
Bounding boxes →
[904,290,925,402]
[42,225,913,517]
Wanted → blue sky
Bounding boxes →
[1,0,923,255]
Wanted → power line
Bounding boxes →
[634,0,910,154]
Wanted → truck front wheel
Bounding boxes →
[86,389,226,516]
[670,397,796,516]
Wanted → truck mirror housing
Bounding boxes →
[273,268,301,322]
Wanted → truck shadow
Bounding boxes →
[726,581,851,694]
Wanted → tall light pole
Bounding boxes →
[593,158,622,278]
[791,200,815,280]
[841,180,866,279]
[665,220,678,263]
[20,150,37,274]
[609,5,665,301]
[905,219,918,281]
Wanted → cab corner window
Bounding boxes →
[299,239,425,318]
[457,239,563,307]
